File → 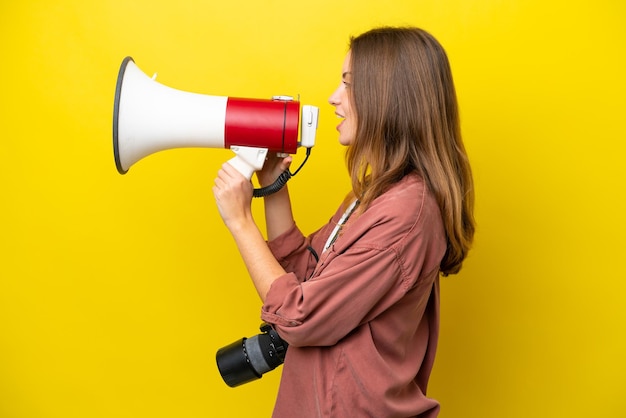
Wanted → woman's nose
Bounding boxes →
[328,86,340,106]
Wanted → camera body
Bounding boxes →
[216,323,288,387]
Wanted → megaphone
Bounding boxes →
[113,57,318,191]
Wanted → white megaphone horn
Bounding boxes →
[113,57,318,192]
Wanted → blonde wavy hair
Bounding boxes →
[346,27,475,276]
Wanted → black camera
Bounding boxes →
[216,323,288,387]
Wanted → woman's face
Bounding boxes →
[328,51,355,146]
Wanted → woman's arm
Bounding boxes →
[222,215,286,303]
[212,162,286,302]
[255,154,296,241]
[263,186,295,241]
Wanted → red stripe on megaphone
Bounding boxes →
[224,98,300,154]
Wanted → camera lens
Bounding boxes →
[216,337,260,387]
[216,324,288,387]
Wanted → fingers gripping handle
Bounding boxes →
[227,146,292,198]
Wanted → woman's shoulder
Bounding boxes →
[351,174,443,245]
[370,174,435,220]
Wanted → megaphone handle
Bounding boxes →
[227,146,269,180]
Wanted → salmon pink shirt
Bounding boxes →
[262,174,446,418]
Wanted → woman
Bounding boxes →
[213,26,475,418]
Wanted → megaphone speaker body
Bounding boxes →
[113,57,317,177]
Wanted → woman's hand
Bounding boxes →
[212,162,254,230]
[256,153,293,188]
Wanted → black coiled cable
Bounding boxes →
[252,148,311,198]
[253,170,292,198]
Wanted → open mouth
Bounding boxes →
[335,112,345,130]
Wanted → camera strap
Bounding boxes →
[323,199,360,253]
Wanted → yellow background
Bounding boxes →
[1,0,625,417]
